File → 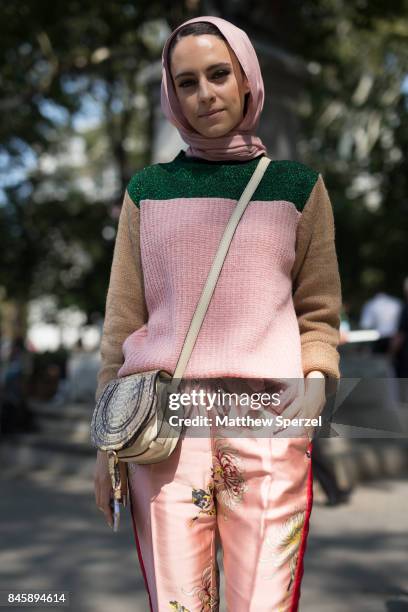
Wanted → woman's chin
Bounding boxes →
[198,123,236,138]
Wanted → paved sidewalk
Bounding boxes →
[0,459,407,611]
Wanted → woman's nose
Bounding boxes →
[197,79,215,102]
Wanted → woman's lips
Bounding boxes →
[199,109,225,118]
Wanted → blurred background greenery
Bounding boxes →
[0,0,407,398]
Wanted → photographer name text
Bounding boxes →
[168,414,322,428]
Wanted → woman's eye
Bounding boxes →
[179,70,230,88]
[213,70,229,79]
[179,80,194,88]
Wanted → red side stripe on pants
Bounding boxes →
[290,440,314,612]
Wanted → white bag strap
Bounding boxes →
[127,155,271,389]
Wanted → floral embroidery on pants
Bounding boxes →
[180,563,220,611]
[258,507,306,590]
[190,481,217,525]
[169,602,191,611]
[211,438,248,520]
[189,439,248,524]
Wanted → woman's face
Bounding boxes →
[169,34,251,138]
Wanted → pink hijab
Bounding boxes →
[160,16,268,162]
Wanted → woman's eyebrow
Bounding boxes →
[174,62,231,80]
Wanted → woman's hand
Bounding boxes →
[94,450,114,528]
[275,371,326,441]
[94,451,129,528]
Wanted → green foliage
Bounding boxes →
[284,0,408,317]
[0,0,407,330]
[0,0,165,317]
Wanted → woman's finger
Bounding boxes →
[99,490,113,527]
[279,396,303,420]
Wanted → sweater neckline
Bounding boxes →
[173,149,266,166]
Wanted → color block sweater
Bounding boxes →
[95,150,342,402]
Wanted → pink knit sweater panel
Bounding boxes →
[117,194,303,380]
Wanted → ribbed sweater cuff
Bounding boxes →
[301,341,340,396]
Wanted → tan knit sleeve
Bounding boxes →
[291,174,342,392]
[95,190,148,402]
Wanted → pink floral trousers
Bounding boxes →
[127,382,314,612]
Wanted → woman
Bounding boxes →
[94,15,342,611]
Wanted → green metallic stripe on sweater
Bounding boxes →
[127,152,319,212]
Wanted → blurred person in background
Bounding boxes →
[311,438,352,506]
[359,289,402,354]
[360,288,404,407]
[0,335,35,433]
[390,277,408,403]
